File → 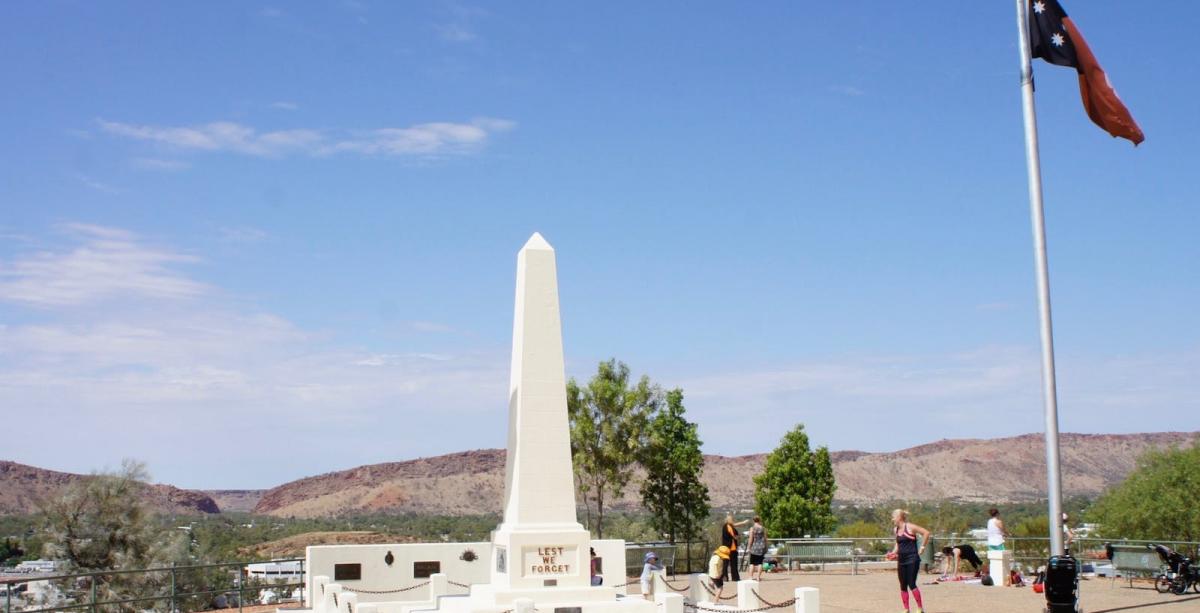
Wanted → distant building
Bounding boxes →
[15,560,60,573]
[245,561,303,582]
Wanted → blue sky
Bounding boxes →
[1,2,1197,489]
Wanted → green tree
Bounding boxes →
[835,520,887,538]
[1087,445,1200,541]
[567,359,660,538]
[40,460,179,612]
[0,537,25,566]
[753,424,836,537]
[639,388,711,542]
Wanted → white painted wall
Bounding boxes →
[591,539,625,594]
[306,543,492,605]
[306,539,634,604]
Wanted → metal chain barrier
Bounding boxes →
[448,580,472,589]
[686,599,796,613]
[341,581,431,595]
[750,589,796,609]
[694,579,739,601]
[664,578,691,592]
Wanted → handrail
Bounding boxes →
[0,558,305,613]
[0,558,304,586]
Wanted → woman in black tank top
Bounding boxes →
[889,509,931,613]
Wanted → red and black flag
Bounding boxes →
[1029,0,1144,145]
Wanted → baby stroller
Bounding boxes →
[1150,544,1199,595]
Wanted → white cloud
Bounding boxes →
[98,117,515,159]
[0,224,207,308]
[326,118,516,156]
[75,174,122,194]
[270,101,299,111]
[673,345,1200,455]
[0,223,508,487]
[99,120,321,157]
[132,157,190,172]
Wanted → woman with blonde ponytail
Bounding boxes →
[887,509,931,613]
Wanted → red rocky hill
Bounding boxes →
[250,431,1199,518]
[0,461,220,515]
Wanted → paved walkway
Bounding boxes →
[648,571,1200,612]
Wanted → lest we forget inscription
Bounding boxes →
[524,546,575,576]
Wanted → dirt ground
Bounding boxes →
[639,571,1200,613]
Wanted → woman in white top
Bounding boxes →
[986,508,1007,551]
[1062,513,1075,553]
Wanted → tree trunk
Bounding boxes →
[596,491,605,539]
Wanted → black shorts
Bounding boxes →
[749,554,765,565]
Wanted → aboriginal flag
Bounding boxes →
[1029,0,1144,145]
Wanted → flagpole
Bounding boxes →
[1014,0,1065,558]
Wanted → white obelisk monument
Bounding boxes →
[440,234,653,613]
[487,232,600,598]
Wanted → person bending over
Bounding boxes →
[940,544,983,579]
[707,546,730,601]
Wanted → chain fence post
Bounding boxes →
[170,562,177,613]
[237,564,244,613]
[301,558,306,608]
[90,574,97,613]
[6,580,12,613]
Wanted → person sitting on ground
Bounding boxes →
[1009,568,1026,587]
[640,552,663,599]
[708,546,730,602]
[590,547,602,586]
[939,544,984,579]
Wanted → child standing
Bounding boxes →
[640,552,663,599]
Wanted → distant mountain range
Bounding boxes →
[3,431,1196,517]
[0,461,219,516]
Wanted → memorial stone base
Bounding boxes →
[987,549,1013,586]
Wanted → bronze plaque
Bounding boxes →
[334,564,361,581]
[413,561,441,578]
